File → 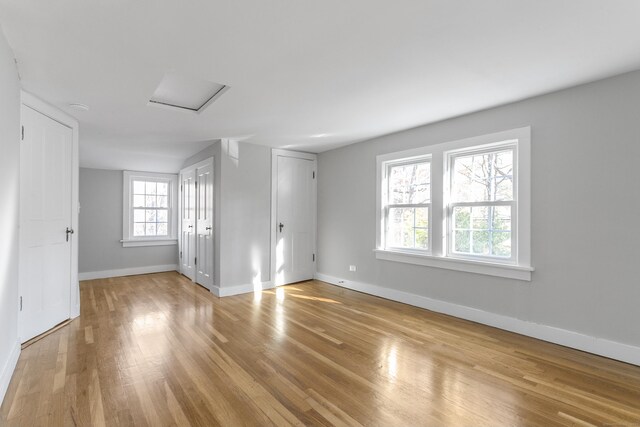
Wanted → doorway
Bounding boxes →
[271,149,317,286]
[179,157,214,290]
[19,93,79,342]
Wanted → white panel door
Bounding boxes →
[195,162,214,290]
[20,105,73,342]
[275,155,315,285]
[180,170,196,280]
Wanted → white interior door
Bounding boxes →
[19,105,73,342]
[180,170,196,280]
[195,161,214,290]
[275,154,316,285]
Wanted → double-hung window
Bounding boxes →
[383,158,431,252]
[376,127,532,280]
[447,144,516,262]
[122,171,178,247]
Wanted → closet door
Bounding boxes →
[179,169,196,280]
[20,105,73,341]
[195,161,214,290]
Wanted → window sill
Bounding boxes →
[374,249,533,281]
[121,239,178,248]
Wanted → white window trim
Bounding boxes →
[122,171,179,247]
[375,127,533,281]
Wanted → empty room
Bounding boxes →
[1,1,639,426]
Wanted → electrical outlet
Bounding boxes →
[349,265,357,272]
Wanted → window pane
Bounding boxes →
[454,206,470,229]
[471,206,489,229]
[157,223,168,236]
[388,207,414,248]
[452,149,513,202]
[133,181,146,195]
[492,206,511,230]
[472,231,490,254]
[415,207,429,228]
[145,181,157,195]
[133,209,145,222]
[157,210,168,222]
[133,223,145,237]
[389,162,430,204]
[145,195,157,208]
[145,223,156,236]
[492,232,511,257]
[157,196,168,208]
[454,230,470,252]
[452,205,512,258]
[494,150,514,201]
[415,228,428,249]
[387,207,429,250]
[133,195,145,208]
[157,182,168,196]
[145,209,156,222]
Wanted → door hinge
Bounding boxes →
[195,181,198,189]
[19,296,22,311]
[312,253,315,262]
[21,126,24,141]
[195,257,197,265]
[180,184,183,192]
[179,251,182,259]
[312,171,315,179]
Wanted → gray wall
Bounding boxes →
[219,140,271,288]
[317,70,640,347]
[182,141,219,167]
[178,140,271,290]
[0,24,20,402]
[79,168,178,273]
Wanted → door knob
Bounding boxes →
[188,225,193,228]
[279,223,284,233]
[65,227,74,242]
[205,226,212,231]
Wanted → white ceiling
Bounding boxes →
[1,0,639,172]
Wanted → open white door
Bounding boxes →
[195,161,214,290]
[179,169,196,280]
[19,105,73,341]
[272,150,317,286]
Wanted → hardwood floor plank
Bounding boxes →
[1,271,639,426]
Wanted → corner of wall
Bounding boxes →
[0,340,20,404]
[0,22,21,407]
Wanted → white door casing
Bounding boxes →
[180,169,196,280]
[19,104,74,342]
[271,150,317,286]
[195,161,214,290]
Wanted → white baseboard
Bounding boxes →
[0,340,20,407]
[315,272,640,366]
[212,281,274,297]
[79,264,178,281]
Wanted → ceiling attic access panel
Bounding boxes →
[149,72,228,113]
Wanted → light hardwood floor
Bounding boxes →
[1,272,639,426]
